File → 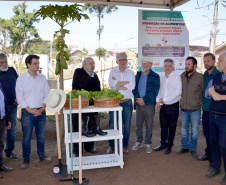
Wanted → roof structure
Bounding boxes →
[2,0,190,9]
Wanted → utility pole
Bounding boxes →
[210,0,219,54]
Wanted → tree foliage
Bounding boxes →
[35,4,89,76]
[0,2,39,75]
[83,4,118,48]
[95,47,106,59]
[78,48,88,60]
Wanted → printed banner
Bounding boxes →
[138,10,189,75]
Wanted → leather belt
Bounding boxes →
[163,101,179,107]
[120,99,131,103]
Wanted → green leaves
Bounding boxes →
[67,89,91,100]
[92,89,124,100]
[95,48,106,58]
[35,3,90,76]
[35,4,89,27]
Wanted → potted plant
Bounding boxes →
[91,89,124,107]
[64,89,91,109]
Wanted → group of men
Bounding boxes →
[0,53,51,179]
[74,51,226,184]
[0,51,226,184]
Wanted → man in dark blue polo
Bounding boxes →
[205,52,226,184]
[197,53,220,165]
[0,53,19,160]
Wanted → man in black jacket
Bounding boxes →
[72,57,106,156]
[0,82,12,178]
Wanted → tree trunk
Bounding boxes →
[59,26,65,152]
[98,14,101,48]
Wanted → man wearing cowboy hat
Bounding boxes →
[132,57,160,154]
[16,54,51,169]
[72,57,106,156]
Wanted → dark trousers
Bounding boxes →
[202,111,212,164]
[209,112,226,173]
[159,104,179,147]
[72,113,95,154]
[0,118,6,167]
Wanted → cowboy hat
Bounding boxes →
[46,89,66,113]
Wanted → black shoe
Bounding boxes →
[0,165,13,172]
[164,147,172,154]
[6,154,20,160]
[39,156,52,163]
[222,175,226,184]
[154,145,167,151]
[92,127,107,136]
[21,160,29,169]
[85,148,96,153]
[176,148,190,155]
[206,168,220,178]
[82,130,96,137]
[191,151,198,159]
[197,155,209,161]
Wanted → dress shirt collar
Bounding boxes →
[83,67,94,77]
[24,71,40,78]
[116,67,128,73]
[164,71,175,78]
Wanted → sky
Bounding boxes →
[0,0,225,52]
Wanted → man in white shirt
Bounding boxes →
[107,52,135,154]
[154,59,182,154]
[16,55,51,169]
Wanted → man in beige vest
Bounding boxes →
[176,56,204,158]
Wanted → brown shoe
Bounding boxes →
[123,147,128,154]
[106,148,114,154]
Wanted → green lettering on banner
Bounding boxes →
[143,11,188,22]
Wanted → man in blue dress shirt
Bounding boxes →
[0,82,12,178]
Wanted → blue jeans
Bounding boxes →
[209,112,226,173]
[21,109,46,160]
[202,111,212,164]
[109,100,133,149]
[181,109,201,151]
[5,104,17,156]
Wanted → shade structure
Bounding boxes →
[2,0,190,9]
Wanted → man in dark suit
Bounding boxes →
[72,57,106,156]
[0,82,13,178]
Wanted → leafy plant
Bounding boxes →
[92,89,124,100]
[83,4,118,48]
[66,89,91,100]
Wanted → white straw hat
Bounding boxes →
[141,57,153,63]
[46,89,66,113]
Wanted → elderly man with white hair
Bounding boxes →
[72,57,106,157]
[107,52,135,154]
[132,57,160,154]
[205,52,226,184]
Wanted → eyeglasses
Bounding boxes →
[118,59,127,62]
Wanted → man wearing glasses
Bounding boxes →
[107,52,135,154]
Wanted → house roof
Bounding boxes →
[215,42,226,52]
[189,45,209,52]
